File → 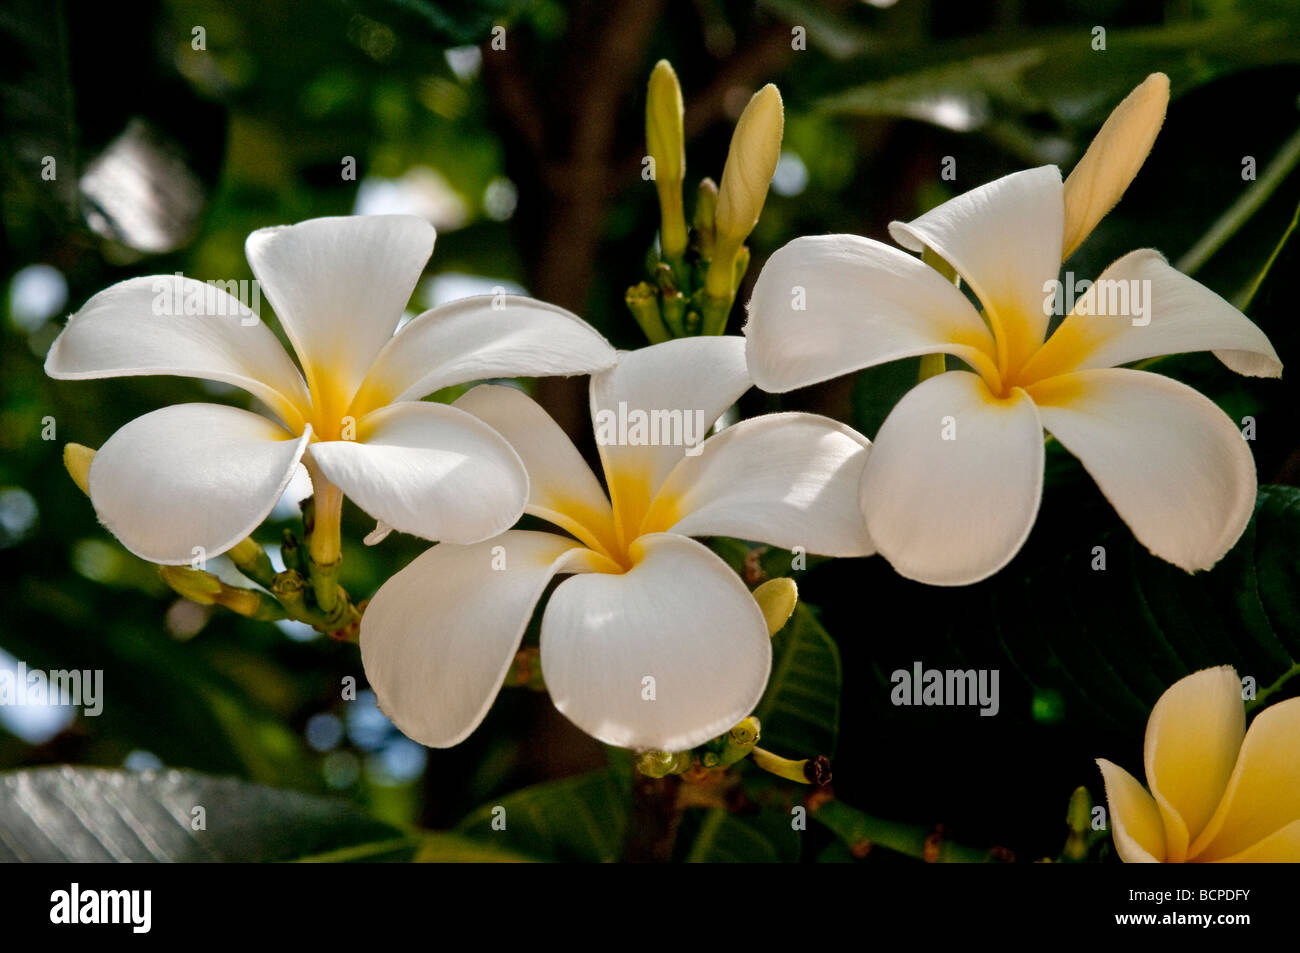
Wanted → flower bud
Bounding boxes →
[715,84,784,251]
[692,177,719,260]
[1062,73,1169,259]
[159,565,224,604]
[753,577,797,636]
[63,443,95,496]
[646,60,688,260]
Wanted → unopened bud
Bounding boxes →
[714,84,783,250]
[1062,73,1169,258]
[646,60,688,261]
[63,443,95,496]
[753,577,797,636]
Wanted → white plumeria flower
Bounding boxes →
[745,163,1282,585]
[44,214,616,564]
[360,336,872,751]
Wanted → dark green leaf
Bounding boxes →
[755,605,841,758]
[455,770,628,862]
[0,766,412,862]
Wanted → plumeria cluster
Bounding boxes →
[45,68,1298,861]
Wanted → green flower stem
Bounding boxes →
[271,569,361,637]
[699,291,733,337]
[811,797,1009,863]
[281,529,303,573]
[302,455,343,615]
[625,282,671,343]
[226,537,277,589]
[750,746,831,785]
[660,290,689,338]
[1244,661,1300,714]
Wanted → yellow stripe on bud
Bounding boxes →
[646,60,688,261]
[708,84,784,298]
[63,443,95,496]
[1062,73,1169,259]
[753,577,797,636]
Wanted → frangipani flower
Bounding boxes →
[361,337,872,750]
[1097,666,1300,862]
[745,78,1280,585]
[45,214,615,565]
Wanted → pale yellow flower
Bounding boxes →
[1098,666,1300,862]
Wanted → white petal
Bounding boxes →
[88,404,310,564]
[1020,249,1282,382]
[44,275,309,430]
[1096,758,1166,863]
[647,412,874,557]
[889,166,1064,372]
[744,234,999,393]
[540,533,771,751]
[453,384,618,558]
[1028,368,1256,572]
[352,295,617,410]
[245,215,434,410]
[860,371,1044,585]
[308,401,528,545]
[360,531,613,748]
[591,337,750,540]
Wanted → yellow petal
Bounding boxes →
[1097,758,1166,862]
[1143,665,1245,862]
[1061,73,1169,259]
[1209,820,1300,862]
[1189,696,1300,861]
[715,84,784,248]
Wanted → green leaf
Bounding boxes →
[455,770,629,862]
[412,833,539,863]
[818,14,1300,164]
[0,767,413,862]
[811,798,1000,863]
[754,604,841,758]
[683,808,799,863]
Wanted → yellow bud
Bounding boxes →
[1062,73,1169,259]
[63,443,95,496]
[647,60,685,186]
[646,60,688,260]
[158,565,224,605]
[753,577,797,636]
[715,83,784,249]
[692,177,719,260]
[227,537,262,567]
